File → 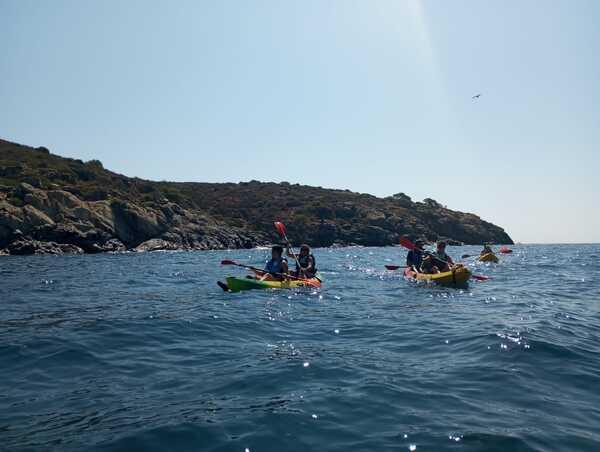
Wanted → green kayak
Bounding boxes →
[221,275,322,293]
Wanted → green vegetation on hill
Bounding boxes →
[0,138,513,255]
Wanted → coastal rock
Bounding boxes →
[23,205,55,228]
[0,203,24,246]
[7,239,84,255]
[101,238,126,252]
[56,243,85,254]
[135,238,180,252]
[40,224,111,253]
[0,138,514,254]
[314,221,337,247]
[110,200,167,247]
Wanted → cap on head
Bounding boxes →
[300,244,310,251]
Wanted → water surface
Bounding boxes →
[1,245,600,451]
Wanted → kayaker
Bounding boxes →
[288,244,316,278]
[262,245,288,281]
[480,244,494,255]
[406,239,425,271]
[432,241,454,272]
[420,252,440,274]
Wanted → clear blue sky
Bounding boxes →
[2,0,599,243]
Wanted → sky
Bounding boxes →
[1,0,599,243]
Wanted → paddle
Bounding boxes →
[462,250,498,259]
[398,237,490,281]
[399,236,419,251]
[220,259,320,288]
[274,221,307,278]
[461,253,491,259]
[385,265,407,270]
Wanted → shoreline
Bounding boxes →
[0,241,525,257]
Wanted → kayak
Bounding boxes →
[403,266,471,286]
[499,247,513,254]
[478,253,499,263]
[223,275,322,292]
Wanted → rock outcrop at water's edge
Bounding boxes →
[0,138,513,255]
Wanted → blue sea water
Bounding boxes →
[1,245,600,452]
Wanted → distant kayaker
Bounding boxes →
[432,241,454,272]
[480,244,493,255]
[262,245,288,280]
[406,239,425,271]
[288,244,316,278]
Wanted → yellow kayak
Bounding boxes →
[478,253,499,263]
[404,266,471,286]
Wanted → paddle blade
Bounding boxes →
[385,265,402,270]
[274,221,286,236]
[221,259,237,265]
[305,280,320,288]
[472,274,491,281]
[461,254,472,259]
[399,237,417,250]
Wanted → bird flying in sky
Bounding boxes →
[472,93,481,99]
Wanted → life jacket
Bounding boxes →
[420,253,436,273]
[265,257,287,274]
[432,251,452,267]
[296,253,317,274]
[407,250,423,268]
[433,251,449,261]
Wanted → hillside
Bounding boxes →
[0,139,513,255]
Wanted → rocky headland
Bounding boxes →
[0,139,513,255]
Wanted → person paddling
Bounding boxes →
[261,245,288,281]
[288,244,316,278]
[432,241,454,272]
[406,239,425,272]
[420,252,439,274]
[480,244,494,256]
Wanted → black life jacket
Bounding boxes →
[296,253,317,273]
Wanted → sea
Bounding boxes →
[1,244,599,452]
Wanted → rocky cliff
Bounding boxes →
[0,139,513,255]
